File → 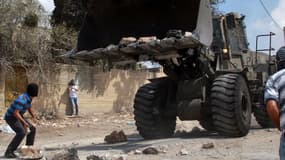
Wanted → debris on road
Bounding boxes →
[0,112,280,160]
[19,145,43,160]
[86,154,127,160]
[202,142,215,149]
[134,149,142,155]
[47,148,79,160]
[115,156,127,160]
[179,148,189,155]
[86,154,104,160]
[142,147,159,155]
[104,130,127,144]
[158,145,168,153]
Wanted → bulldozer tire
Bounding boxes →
[253,107,275,128]
[199,119,215,131]
[134,82,176,139]
[210,74,251,137]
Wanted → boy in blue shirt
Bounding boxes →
[4,83,39,158]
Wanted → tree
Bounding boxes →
[52,0,86,30]
[0,0,44,66]
[23,12,39,27]
[0,0,68,85]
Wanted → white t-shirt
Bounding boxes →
[69,85,78,98]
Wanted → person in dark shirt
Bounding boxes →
[4,83,39,158]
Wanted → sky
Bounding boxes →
[38,0,54,13]
[219,0,285,54]
[38,0,285,54]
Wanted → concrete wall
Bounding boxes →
[25,64,165,117]
[0,68,5,115]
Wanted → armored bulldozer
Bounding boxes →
[65,0,275,138]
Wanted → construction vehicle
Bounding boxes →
[65,0,275,138]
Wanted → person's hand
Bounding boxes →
[24,122,29,129]
[23,122,30,134]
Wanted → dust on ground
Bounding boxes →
[0,113,281,160]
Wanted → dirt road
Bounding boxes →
[0,113,281,160]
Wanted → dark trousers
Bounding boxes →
[5,118,36,152]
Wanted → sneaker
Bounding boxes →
[4,151,17,158]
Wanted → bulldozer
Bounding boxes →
[65,0,275,138]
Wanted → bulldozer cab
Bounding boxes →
[77,0,213,51]
[211,13,250,71]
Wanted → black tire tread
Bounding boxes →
[211,74,251,137]
[134,82,176,139]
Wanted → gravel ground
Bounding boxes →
[0,113,281,160]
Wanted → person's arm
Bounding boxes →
[28,107,39,124]
[264,76,281,130]
[14,110,29,128]
[266,100,281,130]
[72,85,78,91]
[28,107,35,118]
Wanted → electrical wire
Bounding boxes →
[259,0,283,31]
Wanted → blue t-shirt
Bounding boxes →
[4,93,32,119]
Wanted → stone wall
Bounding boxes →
[0,64,164,117]
[27,64,164,117]
[0,68,5,115]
